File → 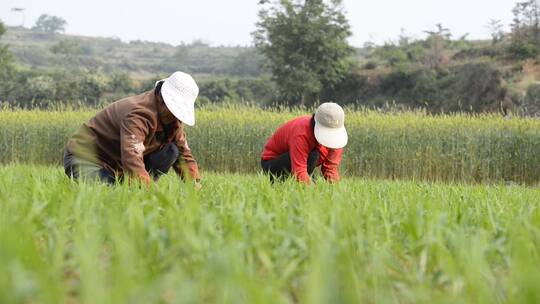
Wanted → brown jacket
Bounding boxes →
[66,89,200,184]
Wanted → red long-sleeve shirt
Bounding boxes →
[261,115,343,183]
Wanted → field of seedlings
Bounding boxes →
[1,165,540,303]
[1,107,540,303]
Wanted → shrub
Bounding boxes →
[362,61,377,70]
[520,82,540,117]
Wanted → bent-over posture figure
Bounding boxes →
[261,102,348,184]
[64,71,201,187]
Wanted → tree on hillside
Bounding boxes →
[0,21,16,104]
[423,24,452,70]
[32,14,67,34]
[398,28,413,47]
[510,0,540,58]
[0,21,15,86]
[486,19,505,45]
[253,0,354,106]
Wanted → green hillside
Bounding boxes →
[3,26,263,80]
[2,24,540,114]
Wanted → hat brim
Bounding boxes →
[314,122,348,149]
[160,79,196,126]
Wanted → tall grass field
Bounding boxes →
[1,165,540,303]
[2,106,540,184]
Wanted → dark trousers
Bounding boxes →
[261,149,319,182]
[64,143,179,184]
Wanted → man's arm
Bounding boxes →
[321,148,343,183]
[120,114,152,185]
[173,130,201,181]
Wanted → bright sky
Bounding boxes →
[0,0,516,47]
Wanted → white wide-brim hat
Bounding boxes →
[156,71,199,126]
[314,102,348,149]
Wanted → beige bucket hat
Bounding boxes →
[156,71,199,126]
[314,102,348,149]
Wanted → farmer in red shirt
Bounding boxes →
[261,103,348,184]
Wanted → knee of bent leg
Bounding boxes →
[166,143,180,162]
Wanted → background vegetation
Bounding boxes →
[1,1,540,113]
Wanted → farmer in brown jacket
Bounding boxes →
[63,71,202,188]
